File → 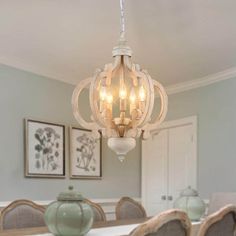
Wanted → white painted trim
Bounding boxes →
[90,197,141,205]
[165,67,236,95]
[1,56,236,94]
[0,56,75,85]
[155,116,197,131]
[0,198,141,208]
[0,201,50,208]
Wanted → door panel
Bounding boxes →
[142,129,168,216]
[168,124,197,206]
[142,117,197,216]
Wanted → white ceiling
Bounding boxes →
[1,0,236,86]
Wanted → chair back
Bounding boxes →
[116,197,147,220]
[0,199,45,230]
[129,209,191,236]
[208,192,236,215]
[198,204,236,236]
[84,199,106,222]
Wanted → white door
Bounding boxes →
[168,124,197,207]
[142,129,169,216]
[142,116,197,216]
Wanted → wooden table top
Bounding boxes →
[0,218,150,236]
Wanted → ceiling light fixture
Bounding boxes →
[72,0,168,161]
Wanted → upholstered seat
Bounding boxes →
[198,204,236,236]
[116,197,147,220]
[0,199,45,230]
[129,209,191,236]
[84,199,106,222]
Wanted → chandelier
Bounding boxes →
[72,0,168,161]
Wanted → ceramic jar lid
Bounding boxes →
[180,186,199,197]
[57,186,84,201]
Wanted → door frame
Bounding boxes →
[141,115,198,208]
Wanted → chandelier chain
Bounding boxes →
[120,0,125,39]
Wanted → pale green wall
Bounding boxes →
[0,64,141,201]
[1,63,236,201]
[166,78,236,198]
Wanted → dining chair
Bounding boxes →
[208,192,236,215]
[84,199,106,222]
[129,209,191,236]
[0,199,45,230]
[116,197,147,220]
[198,204,236,236]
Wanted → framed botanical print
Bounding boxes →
[25,119,65,178]
[70,126,102,179]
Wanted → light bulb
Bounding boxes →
[119,85,127,99]
[129,88,136,103]
[139,85,146,102]
[106,93,113,103]
[99,87,107,101]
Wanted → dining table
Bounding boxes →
[0,218,201,236]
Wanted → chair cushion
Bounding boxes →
[146,220,186,236]
[118,201,146,219]
[205,213,235,236]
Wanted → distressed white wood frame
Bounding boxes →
[71,57,168,140]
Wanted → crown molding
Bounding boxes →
[0,56,75,85]
[165,67,236,95]
[1,56,236,94]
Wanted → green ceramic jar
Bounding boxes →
[44,186,93,236]
[174,186,205,221]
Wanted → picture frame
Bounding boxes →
[69,126,102,179]
[25,119,66,178]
